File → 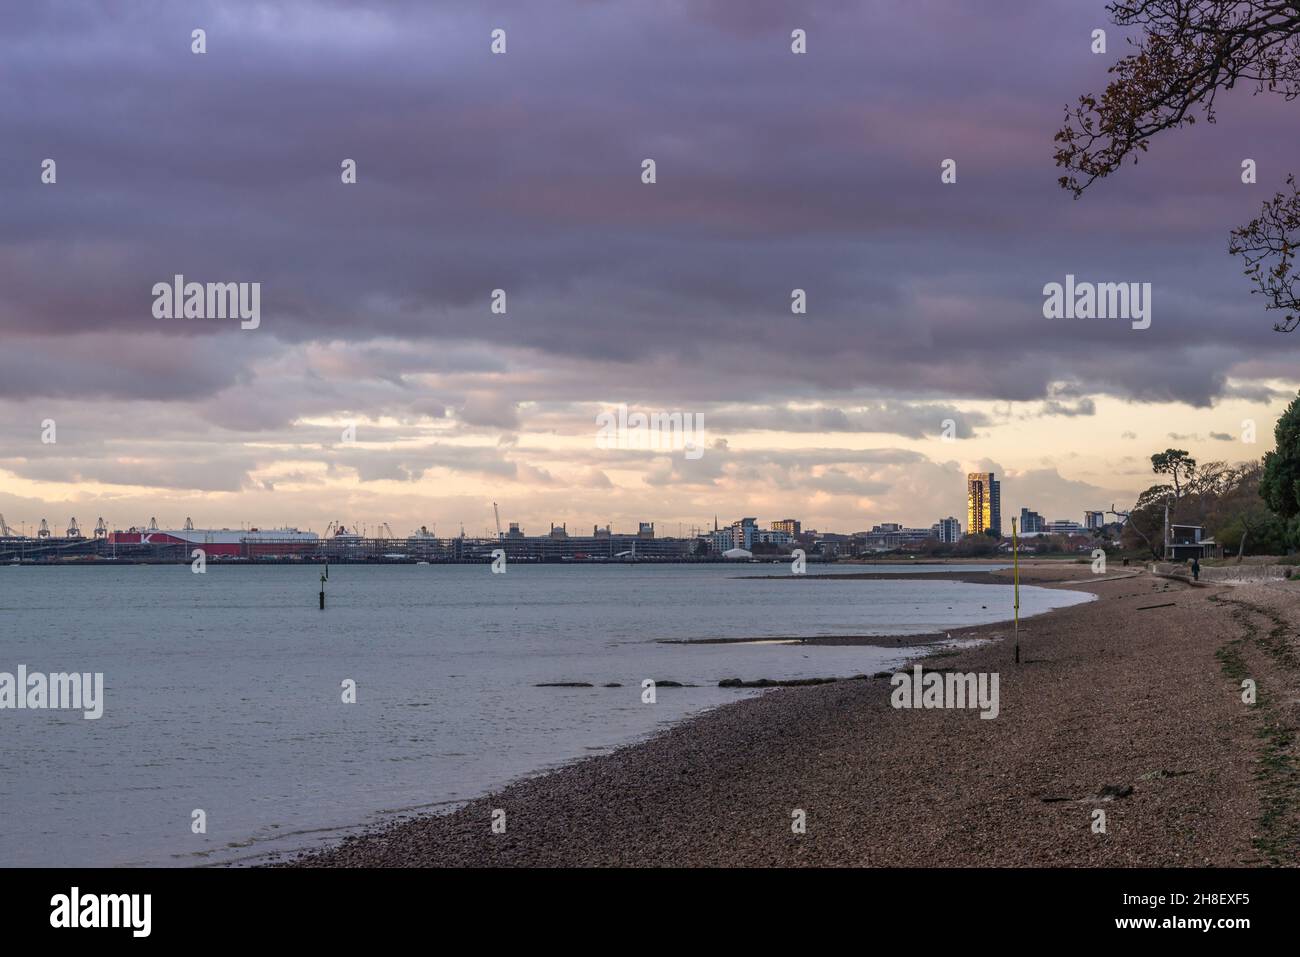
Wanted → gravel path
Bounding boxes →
[284,564,1299,867]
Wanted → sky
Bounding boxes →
[2,0,1298,538]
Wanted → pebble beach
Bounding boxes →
[285,562,1300,867]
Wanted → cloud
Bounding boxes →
[2,0,1296,411]
[1038,398,1096,418]
[3,0,1299,532]
[707,402,991,438]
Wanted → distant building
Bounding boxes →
[706,517,760,552]
[705,528,733,553]
[862,523,936,550]
[638,522,655,539]
[814,532,853,557]
[1018,508,1044,534]
[1044,519,1084,534]
[1084,510,1106,530]
[771,519,801,536]
[935,516,961,543]
[967,473,1002,536]
[735,517,758,550]
[548,523,568,539]
[755,529,793,546]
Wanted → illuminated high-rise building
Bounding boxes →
[967,472,1002,536]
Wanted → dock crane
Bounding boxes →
[0,514,13,536]
[493,502,503,540]
[94,518,108,538]
[37,519,51,539]
[66,517,82,538]
[184,517,194,531]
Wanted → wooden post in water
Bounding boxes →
[319,569,326,609]
[1012,517,1020,664]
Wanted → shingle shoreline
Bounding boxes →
[280,563,1290,867]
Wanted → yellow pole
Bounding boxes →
[1012,517,1020,662]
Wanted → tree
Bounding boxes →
[955,534,999,557]
[1151,448,1197,502]
[1055,1,1300,329]
[1205,460,1285,558]
[1261,390,1300,521]
[1115,484,1169,558]
[1113,452,1206,557]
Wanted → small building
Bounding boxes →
[1167,524,1209,561]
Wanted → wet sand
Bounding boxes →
[283,563,1300,867]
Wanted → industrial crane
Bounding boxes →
[66,517,81,538]
[493,502,503,540]
[0,514,13,536]
[94,518,108,538]
[37,519,51,538]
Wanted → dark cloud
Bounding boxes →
[1,0,1297,413]
[707,402,991,438]
[1038,398,1096,418]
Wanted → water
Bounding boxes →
[0,562,1092,866]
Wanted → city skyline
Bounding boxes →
[0,486,1113,543]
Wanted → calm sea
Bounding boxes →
[0,562,1091,866]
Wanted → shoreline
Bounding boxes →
[282,563,1299,867]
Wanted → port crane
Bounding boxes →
[66,518,81,538]
[94,518,107,538]
[0,514,13,536]
[493,502,503,540]
[37,519,51,539]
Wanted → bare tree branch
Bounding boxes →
[1229,173,1300,330]
[1056,1,1300,196]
